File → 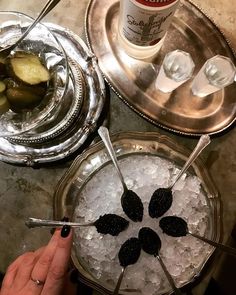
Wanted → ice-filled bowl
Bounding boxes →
[0,11,68,137]
[54,132,221,295]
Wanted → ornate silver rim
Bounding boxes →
[0,24,106,166]
[85,0,236,136]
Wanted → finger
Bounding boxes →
[11,246,45,292]
[1,247,45,294]
[41,225,73,295]
[25,230,60,293]
[31,230,60,281]
[13,248,43,291]
[0,254,25,292]
[34,246,46,258]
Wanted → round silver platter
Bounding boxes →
[85,0,236,136]
[53,131,221,295]
[0,24,106,166]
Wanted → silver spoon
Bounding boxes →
[113,268,125,295]
[26,214,129,236]
[25,218,93,228]
[139,227,183,295]
[149,134,211,218]
[0,0,61,58]
[169,134,211,189]
[113,237,141,295]
[98,126,143,222]
[160,216,236,257]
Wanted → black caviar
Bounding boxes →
[148,188,173,218]
[121,189,144,222]
[94,214,129,236]
[138,227,161,257]
[159,216,188,237]
[118,237,141,267]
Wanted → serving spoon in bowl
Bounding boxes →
[138,227,183,295]
[113,237,141,295]
[98,126,144,222]
[0,0,61,58]
[159,216,236,257]
[149,134,211,218]
[26,214,129,236]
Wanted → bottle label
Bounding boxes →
[119,0,179,46]
[135,0,177,7]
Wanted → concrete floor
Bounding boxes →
[0,1,235,294]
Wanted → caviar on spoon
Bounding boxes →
[113,237,141,295]
[159,216,236,256]
[138,227,183,295]
[98,126,143,222]
[26,214,129,236]
[149,135,211,218]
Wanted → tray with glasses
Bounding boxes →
[0,12,105,166]
[85,0,236,136]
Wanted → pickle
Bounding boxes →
[8,52,50,85]
[0,81,6,93]
[0,94,10,114]
[6,86,45,111]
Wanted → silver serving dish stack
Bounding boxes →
[0,21,106,166]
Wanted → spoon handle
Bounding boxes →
[189,231,236,257]
[170,135,211,189]
[98,127,127,192]
[113,267,126,295]
[157,255,183,295]
[25,218,93,228]
[10,0,61,50]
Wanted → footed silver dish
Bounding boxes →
[54,131,221,295]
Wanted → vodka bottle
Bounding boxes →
[118,0,180,59]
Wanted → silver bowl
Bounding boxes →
[54,131,221,294]
[0,11,68,137]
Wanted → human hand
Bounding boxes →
[0,224,73,295]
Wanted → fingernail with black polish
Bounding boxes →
[61,225,71,238]
[51,217,69,235]
[70,268,79,284]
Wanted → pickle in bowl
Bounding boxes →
[0,51,50,113]
[0,11,68,137]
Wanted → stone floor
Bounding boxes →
[0,1,235,295]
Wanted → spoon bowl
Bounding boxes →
[138,227,183,295]
[149,134,211,218]
[26,214,129,236]
[113,237,141,295]
[98,126,144,222]
[159,216,236,257]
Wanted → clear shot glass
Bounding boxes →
[191,55,236,97]
[156,49,195,93]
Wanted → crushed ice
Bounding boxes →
[74,155,213,295]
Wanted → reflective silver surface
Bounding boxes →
[85,0,236,136]
[54,132,221,295]
[9,56,84,144]
[0,24,106,166]
[0,12,68,137]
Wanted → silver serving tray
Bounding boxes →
[0,24,106,166]
[85,0,236,136]
[54,131,221,295]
